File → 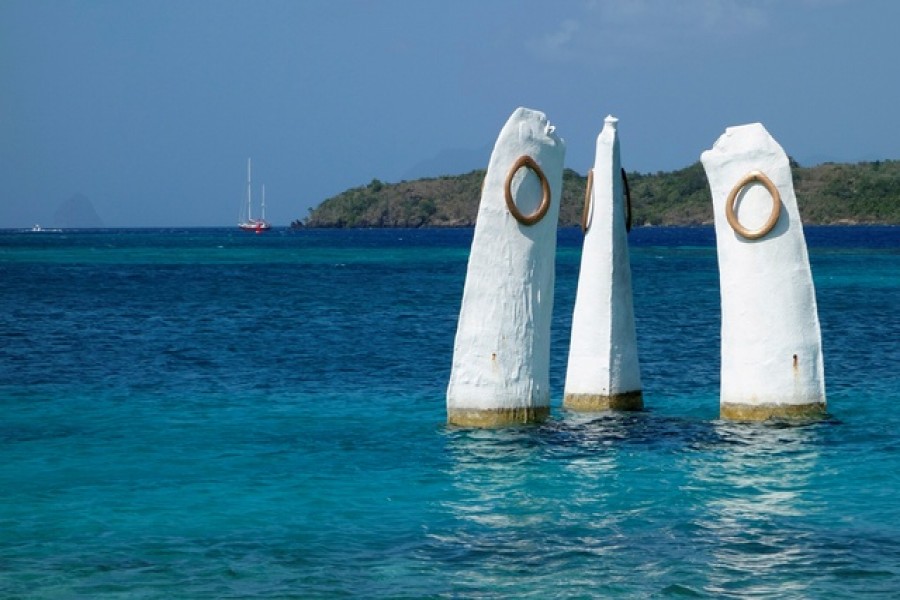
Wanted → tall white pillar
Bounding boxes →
[701,123,826,420]
[564,116,642,411]
[447,107,565,427]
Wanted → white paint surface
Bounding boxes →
[564,116,642,398]
[701,123,826,408]
[446,107,565,413]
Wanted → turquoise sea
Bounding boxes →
[1,226,898,598]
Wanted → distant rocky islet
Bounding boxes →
[52,193,104,228]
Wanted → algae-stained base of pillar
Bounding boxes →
[701,123,826,422]
[446,107,565,427]
[447,406,551,428]
[563,115,642,413]
[720,402,827,422]
[563,391,643,412]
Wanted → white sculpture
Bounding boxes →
[701,123,826,420]
[564,116,642,411]
[447,107,565,427]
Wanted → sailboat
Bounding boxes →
[238,158,271,233]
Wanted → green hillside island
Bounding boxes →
[293,159,900,228]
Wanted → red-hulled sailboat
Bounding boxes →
[238,158,271,233]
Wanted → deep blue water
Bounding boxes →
[0,226,898,598]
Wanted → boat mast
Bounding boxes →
[261,184,266,222]
[246,158,253,222]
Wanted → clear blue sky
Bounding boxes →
[2,0,898,227]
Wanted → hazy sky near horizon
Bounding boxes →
[2,0,898,227]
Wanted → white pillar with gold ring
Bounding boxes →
[447,107,565,427]
[564,115,642,412]
[701,122,826,421]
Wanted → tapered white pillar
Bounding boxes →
[563,116,642,411]
[701,123,826,420]
[447,107,565,427]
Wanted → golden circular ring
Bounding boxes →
[504,155,551,226]
[621,167,632,233]
[581,168,632,234]
[725,170,781,240]
[581,169,593,233]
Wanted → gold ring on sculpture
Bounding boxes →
[581,168,632,234]
[505,155,551,226]
[621,167,632,233]
[725,170,781,240]
[581,169,593,233]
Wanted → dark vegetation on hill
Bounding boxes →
[293,159,900,228]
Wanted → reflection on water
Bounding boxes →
[444,427,547,529]
[432,415,850,597]
[433,414,722,597]
[435,427,551,597]
[691,421,823,598]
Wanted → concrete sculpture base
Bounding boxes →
[563,391,643,412]
[447,406,552,428]
[720,402,827,422]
